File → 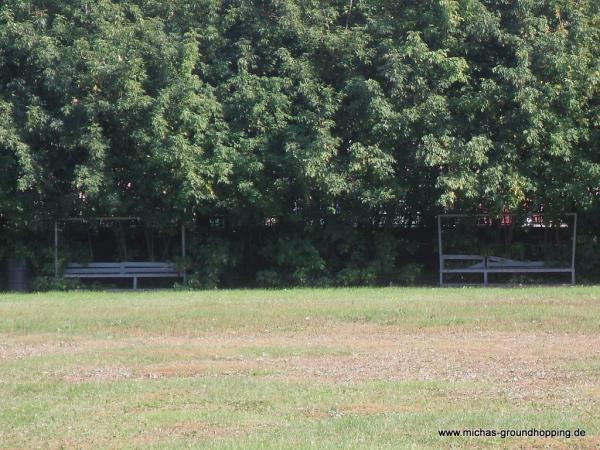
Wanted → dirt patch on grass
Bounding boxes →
[139,359,257,379]
[0,334,124,360]
[128,420,254,448]
[0,335,86,360]
[258,330,600,383]
[250,329,600,404]
[52,365,133,382]
[4,324,600,405]
[522,436,600,450]
[295,403,409,419]
[153,420,244,438]
[339,402,418,416]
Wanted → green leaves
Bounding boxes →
[0,0,598,279]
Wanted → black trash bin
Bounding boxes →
[6,258,30,292]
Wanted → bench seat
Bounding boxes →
[440,254,574,286]
[443,267,571,273]
[63,262,183,289]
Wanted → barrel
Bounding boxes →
[6,258,30,292]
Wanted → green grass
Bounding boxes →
[1,286,600,336]
[1,287,599,449]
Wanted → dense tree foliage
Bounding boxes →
[1,0,598,287]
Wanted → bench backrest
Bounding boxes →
[441,254,485,269]
[64,262,180,276]
[485,257,547,268]
[442,254,557,269]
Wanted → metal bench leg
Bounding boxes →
[484,271,488,287]
[133,277,138,290]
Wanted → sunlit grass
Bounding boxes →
[1,287,599,336]
[1,287,599,448]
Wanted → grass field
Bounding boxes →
[1,287,600,449]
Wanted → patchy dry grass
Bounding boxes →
[1,287,599,448]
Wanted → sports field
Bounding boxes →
[1,287,599,449]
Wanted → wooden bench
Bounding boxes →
[440,254,574,286]
[63,262,184,289]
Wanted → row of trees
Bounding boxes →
[1,0,599,287]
